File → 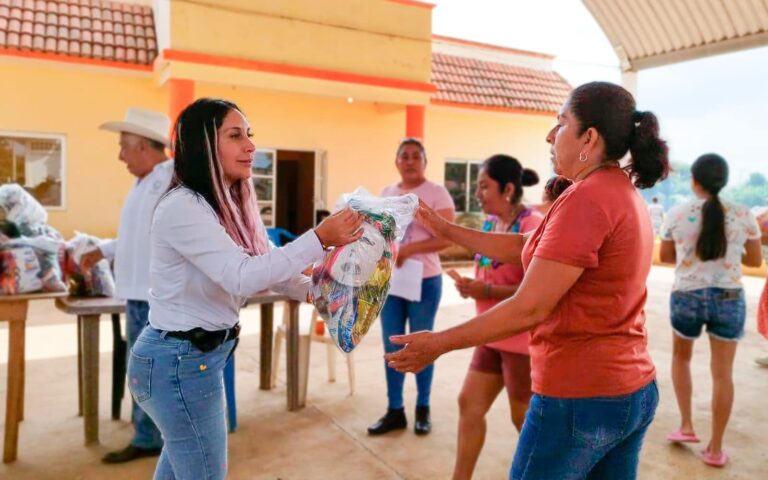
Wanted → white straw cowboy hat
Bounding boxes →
[99,108,171,147]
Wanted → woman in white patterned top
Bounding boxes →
[660,153,762,468]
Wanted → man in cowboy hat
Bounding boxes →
[82,108,174,463]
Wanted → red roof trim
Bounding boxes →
[0,47,153,72]
[431,99,558,117]
[432,35,555,60]
[385,0,436,10]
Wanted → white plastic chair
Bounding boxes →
[271,307,355,402]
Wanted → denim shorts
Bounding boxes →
[670,288,746,341]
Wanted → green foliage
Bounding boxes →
[640,161,768,209]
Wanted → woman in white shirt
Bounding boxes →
[660,154,762,468]
[127,98,362,480]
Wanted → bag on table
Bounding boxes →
[63,232,116,297]
[0,184,48,236]
[310,187,418,352]
[0,235,67,295]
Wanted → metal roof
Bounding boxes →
[582,0,768,71]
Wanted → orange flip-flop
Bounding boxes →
[666,430,700,443]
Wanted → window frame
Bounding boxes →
[252,148,277,227]
[444,158,483,213]
[0,130,67,211]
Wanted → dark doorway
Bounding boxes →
[276,150,315,235]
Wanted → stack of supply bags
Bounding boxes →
[310,188,418,352]
[0,184,67,295]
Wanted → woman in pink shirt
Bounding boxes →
[451,154,542,480]
[386,82,670,479]
[367,138,455,436]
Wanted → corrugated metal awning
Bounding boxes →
[583,0,768,71]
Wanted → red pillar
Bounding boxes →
[405,105,425,140]
[168,79,195,147]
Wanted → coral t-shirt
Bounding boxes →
[521,167,656,398]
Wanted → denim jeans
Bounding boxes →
[128,326,236,480]
[125,300,163,449]
[380,275,442,409]
[510,380,659,480]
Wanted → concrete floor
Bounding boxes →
[1,266,767,479]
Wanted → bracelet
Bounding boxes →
[484,283,492,298]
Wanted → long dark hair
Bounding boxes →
[482,154,539,205]
[569,82,670,189]
[692,154,729,261]
[171,98,267,255]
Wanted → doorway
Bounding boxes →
[275,150,315,235]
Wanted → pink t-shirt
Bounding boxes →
[381,180,454,279]
[475,209,543,354]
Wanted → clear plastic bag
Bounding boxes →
[0,184,48,235]
[63,232,116,297]
[0,235,66,295]
[310,188,418,352]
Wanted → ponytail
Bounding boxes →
[691,154,729,261]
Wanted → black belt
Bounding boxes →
[167,324,240,353]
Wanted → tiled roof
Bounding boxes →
[0,0,157,65]
[431,52,571,113]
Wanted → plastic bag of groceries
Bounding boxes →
[0,235,67,295]
[310,188,418,352]
[0,184,48,235]
[63,232,116,297]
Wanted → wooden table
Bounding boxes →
[55,296,126,446]
[1,292,67,463]
[246,293,305,411]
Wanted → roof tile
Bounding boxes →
[431,52,571,113]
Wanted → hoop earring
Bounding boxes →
[578,151,588,163]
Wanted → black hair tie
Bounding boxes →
[632,110,645,123]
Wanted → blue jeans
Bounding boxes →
[380,275,442,409]
[129,327,236,480]
[670,288,746,341]
[510,380,659,480]
[125,300,163,449]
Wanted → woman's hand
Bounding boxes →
[414,199,451,239]
[313,208,364,247]
[395,244,412,268]
[384,331,444,374]
[455,278,486,300]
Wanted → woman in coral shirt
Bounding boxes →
[386,82,670,480]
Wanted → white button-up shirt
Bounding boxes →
[148,186,323,332]
[100,159,174,301]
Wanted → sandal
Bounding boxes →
[666,430,700,443]
[701,448,728,467]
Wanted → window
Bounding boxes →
[0,132,65,208]
[444,160,482,213]
[252,149,275,226]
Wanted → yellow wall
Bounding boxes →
[0,59,166,238]
[0,59,556,239]
[195,83,555,209]
[427,107,556,204]
[169,0,432,82]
